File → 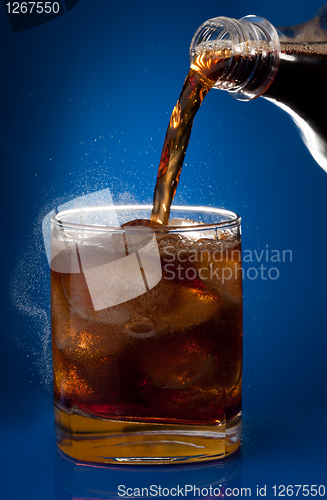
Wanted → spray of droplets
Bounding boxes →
[10,202,54,390]
[8,167,151,391]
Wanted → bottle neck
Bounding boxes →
[190,16,280,101]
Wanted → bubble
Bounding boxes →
[125,315,156,338]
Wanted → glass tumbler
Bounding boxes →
[51,205,242,464]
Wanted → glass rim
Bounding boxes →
[51,204,241,232]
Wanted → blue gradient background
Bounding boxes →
[1,1,327,498]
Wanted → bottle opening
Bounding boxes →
[190,15,280,100]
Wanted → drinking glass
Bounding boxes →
[51,205,242,464]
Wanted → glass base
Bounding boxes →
[54,403,242,464]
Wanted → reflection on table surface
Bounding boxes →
[54,448,242,499]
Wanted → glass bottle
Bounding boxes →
[190,5,327,171]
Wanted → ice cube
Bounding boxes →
[194,240,242,304]
[52,270,134,359]
[139,338,215,390]
[168,218,217,240]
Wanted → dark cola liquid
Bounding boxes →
[265,42,327,155]
[151,47,233,224]
[51,235,243,425]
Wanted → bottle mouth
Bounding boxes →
[190,15,280,100]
